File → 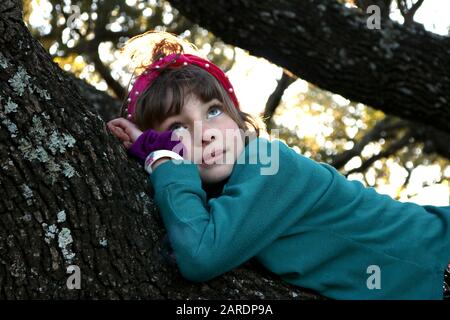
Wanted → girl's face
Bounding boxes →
[154,94,245,184]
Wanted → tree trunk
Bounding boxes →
[0,0,322,299]
[66,71,122,123]
[169,0,450,134]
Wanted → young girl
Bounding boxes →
[107,31,450,300]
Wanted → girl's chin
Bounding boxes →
[199,164,232,184]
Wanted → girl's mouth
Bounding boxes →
[201,149,226,167]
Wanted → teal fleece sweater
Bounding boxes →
[149,136,450,299]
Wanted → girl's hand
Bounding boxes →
[107,117,143,149]
[107,120,186,166]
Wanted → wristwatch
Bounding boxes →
[144,149,184,174]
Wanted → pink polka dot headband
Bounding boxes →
[126,53,240,121]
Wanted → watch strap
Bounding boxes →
[144,149,184,174]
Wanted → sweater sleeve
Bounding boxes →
[149,138,331,282]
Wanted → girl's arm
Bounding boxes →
[149,138,332,282]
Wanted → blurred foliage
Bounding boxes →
[271,83,449,201]
[24,0,236,98]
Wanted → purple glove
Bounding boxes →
[127,129,185,165]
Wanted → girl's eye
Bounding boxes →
[207,105,223,118]
[169,105,223,130]
[170,123,186,131]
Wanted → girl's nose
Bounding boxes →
[201,125,216,147]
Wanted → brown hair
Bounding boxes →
[120,34,260,145]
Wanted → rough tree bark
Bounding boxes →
[0,0,323,299]
[169,0,450,134]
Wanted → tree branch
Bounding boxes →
[397,0,425,27]
[331,117,408,169]
[89,49,127,99]
[168,0,450,134]
[263,71,296,130]
[345,130,413,176]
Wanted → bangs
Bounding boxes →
[136,65,229,130]
[160,67,227,121]
[136,65,227,130]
